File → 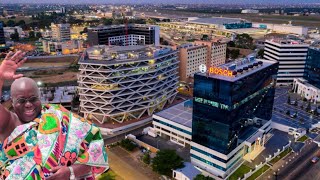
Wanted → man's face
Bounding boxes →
[12,86,42,123]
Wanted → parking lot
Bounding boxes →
[272,86,320,129]
[137,135,191,161]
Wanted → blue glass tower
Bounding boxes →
[304,47,320,89]
[191,58,278,178]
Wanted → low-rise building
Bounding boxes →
[40,38,83,55]
[152,100,192,147]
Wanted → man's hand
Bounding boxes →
[46,166,71,180]
[0,51,27,80]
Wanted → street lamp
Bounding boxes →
[37,81,42,86]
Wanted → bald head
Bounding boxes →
[10,77,42,123]
[11,77,39,99]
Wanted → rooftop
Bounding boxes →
[188,17,249,25]
[266,39,309,46]
[154,100,193,128]
[174,162,200,179]
[82,45,175,64]
[197,58,277,82]
[88,24,158,30]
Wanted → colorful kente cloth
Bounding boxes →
[0,104,108,180]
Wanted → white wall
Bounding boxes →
[271,121,292,132]
[252,23,308,36]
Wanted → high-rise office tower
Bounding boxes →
[264,39,309,84]
[292,46,320,102]
[87,24,160,46]
[191,58,278,178]
[304,47,320,89]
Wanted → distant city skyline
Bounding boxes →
[1,0,320,4]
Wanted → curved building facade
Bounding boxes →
[78,45,179,124]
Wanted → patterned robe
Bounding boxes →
[0,104,108,180]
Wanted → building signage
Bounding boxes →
[209,67,233,77]
[199,64,233,77]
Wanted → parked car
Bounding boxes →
[311,157,319,163]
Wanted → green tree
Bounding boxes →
[142,152,151,165]
[97,171,116,180]
[194,174,215,180]
[102,18,113,26]
[235,33,254,49]
[112,18,124,25]
[152,149,184,176]
[120,139,136,151]
[257,49,264,58]
[17,20,26,26]
[201,34,209,40]
[29,31,35,39]
[230,49,240,59]
[227,41,235,47]
[10,31,19,41]
[7,20,15,27]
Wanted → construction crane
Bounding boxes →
[124,17,129,46]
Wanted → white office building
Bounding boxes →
[264,39,309,84]
[293,78,320,103]
[108,34,145,46]
[51,23,71,41]
[152,100,192,147]
[78,45,179,124]
[241,9,259,14]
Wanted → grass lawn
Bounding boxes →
[269,148,292,164]
[297,135,308,142]
[228,164,252,180]
[247,165,270,180]
[97,169,122,180]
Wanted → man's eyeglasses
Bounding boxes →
[14,96,40,104]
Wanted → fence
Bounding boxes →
[127,134,159,153]
[240,142,291,180]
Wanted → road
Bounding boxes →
[107,146,160,180]
[160,32,178,46]
[104,123,151,145]
[280,142,318,180]
[260,141,319,180]
[298,154,320,180]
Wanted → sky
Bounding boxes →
[1,0,320,4]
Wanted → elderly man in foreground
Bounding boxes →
[0,51,108,179]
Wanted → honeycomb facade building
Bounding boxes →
[78,45,179,124]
